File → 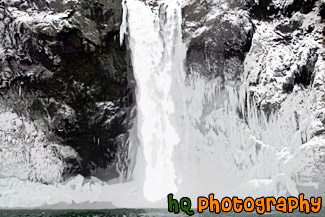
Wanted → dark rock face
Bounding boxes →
[183,0,254,82]
[276,20,302,34]
[183,0,320,83]
[182,0,325,198]
[183,0,324,113]
[285,0,317,16]
[0,0,134,181]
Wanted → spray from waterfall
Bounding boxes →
[0,0,322,209]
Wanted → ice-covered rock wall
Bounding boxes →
[118,0,325,203]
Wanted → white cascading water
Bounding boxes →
[124,0,317,203]
[0,0,321,209]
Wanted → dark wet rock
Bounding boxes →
[0,0,134,182]
[182,0,325,198]
[320,2,325,19]
[285,0,317,16]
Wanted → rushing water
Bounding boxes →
[125,0,322,204]
[125,0,266,203]
[1,209,325,217]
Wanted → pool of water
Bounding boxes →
[0,209,324,217]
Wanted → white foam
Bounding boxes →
[1,0,324,208]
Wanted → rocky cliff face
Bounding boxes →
[182,0,325,198]
[0,0,134,183]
